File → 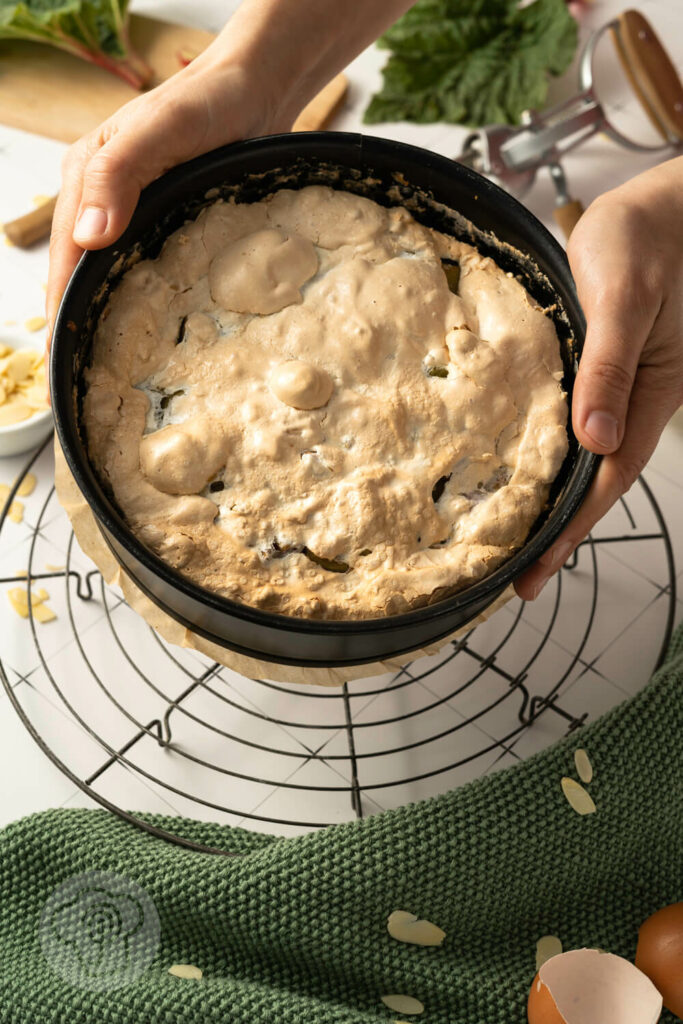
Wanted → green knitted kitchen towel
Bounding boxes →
[1,626,682,1024]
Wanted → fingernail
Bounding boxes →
[529,577,549,601]
[74,206,108,242]
[584,410,619,450]
[539,540,573,569]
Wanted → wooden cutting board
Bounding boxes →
[0,15,217,143]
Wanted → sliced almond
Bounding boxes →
[8,587,29,617]
[7,586,47,615]
[14,570,27,578]
[0,346,46,421]
[574,748,593,784]
[5,349,34,383]
[387,910,446,947]
[16,472,36,497]
[0,483,9,504]
[0,397,32,426]
[0,375,16,398]
[561,776,596,815]
[45,563,65,572]
[33,603,56,623]
[536,934,563,970]
[22,384,48,410]
[24,316,47,332]
[380,995,424,1015]
[7,500,24,523]
[168,964,203,980]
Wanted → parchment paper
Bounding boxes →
[54,437,513,685]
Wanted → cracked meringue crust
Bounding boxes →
[83,185,569,620]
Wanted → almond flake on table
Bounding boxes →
[7,585,56,622]
[0,483,26,520]
[7,500,24,523]
[16,472,37,497]
[33,603,56,623]
[24,316,47,332]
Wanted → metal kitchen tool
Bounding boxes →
[458,9,683,238]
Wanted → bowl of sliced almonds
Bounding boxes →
[0,337,52,457]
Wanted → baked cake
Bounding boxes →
[83,186,568,619]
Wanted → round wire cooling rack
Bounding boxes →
[0,435,677,856]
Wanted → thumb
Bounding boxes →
[569,243,658,455]
[572,295,647,454]
[72,91,209,251]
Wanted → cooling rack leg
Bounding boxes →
[342,683,363,819]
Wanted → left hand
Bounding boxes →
[515,155,683,601]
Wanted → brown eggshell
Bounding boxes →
[636,901,683,1017]
[527,970,564,1024]
[527,949,662,1024]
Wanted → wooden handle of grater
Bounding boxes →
[3,195,58,248]
[553,199,585,241]
[2,74,348,249]
[610,10,683,144]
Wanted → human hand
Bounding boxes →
[45,0,415,354]
[515,155,683,600]
[45,61,273,351]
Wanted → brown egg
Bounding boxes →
[636,901,683,1017]
[527,949,662,1024]
[527,969,563,1023]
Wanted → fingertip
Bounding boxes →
[514,572,550,602]
[72,206,109,247]
[582,409,621,452]
[573,407,622,455]
[514,564,548,601]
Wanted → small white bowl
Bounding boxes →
[0,335,53,458]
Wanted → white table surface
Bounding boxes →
[0,0,681,838]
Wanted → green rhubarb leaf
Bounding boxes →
[0,0,150,88]
[364,0,577,127]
